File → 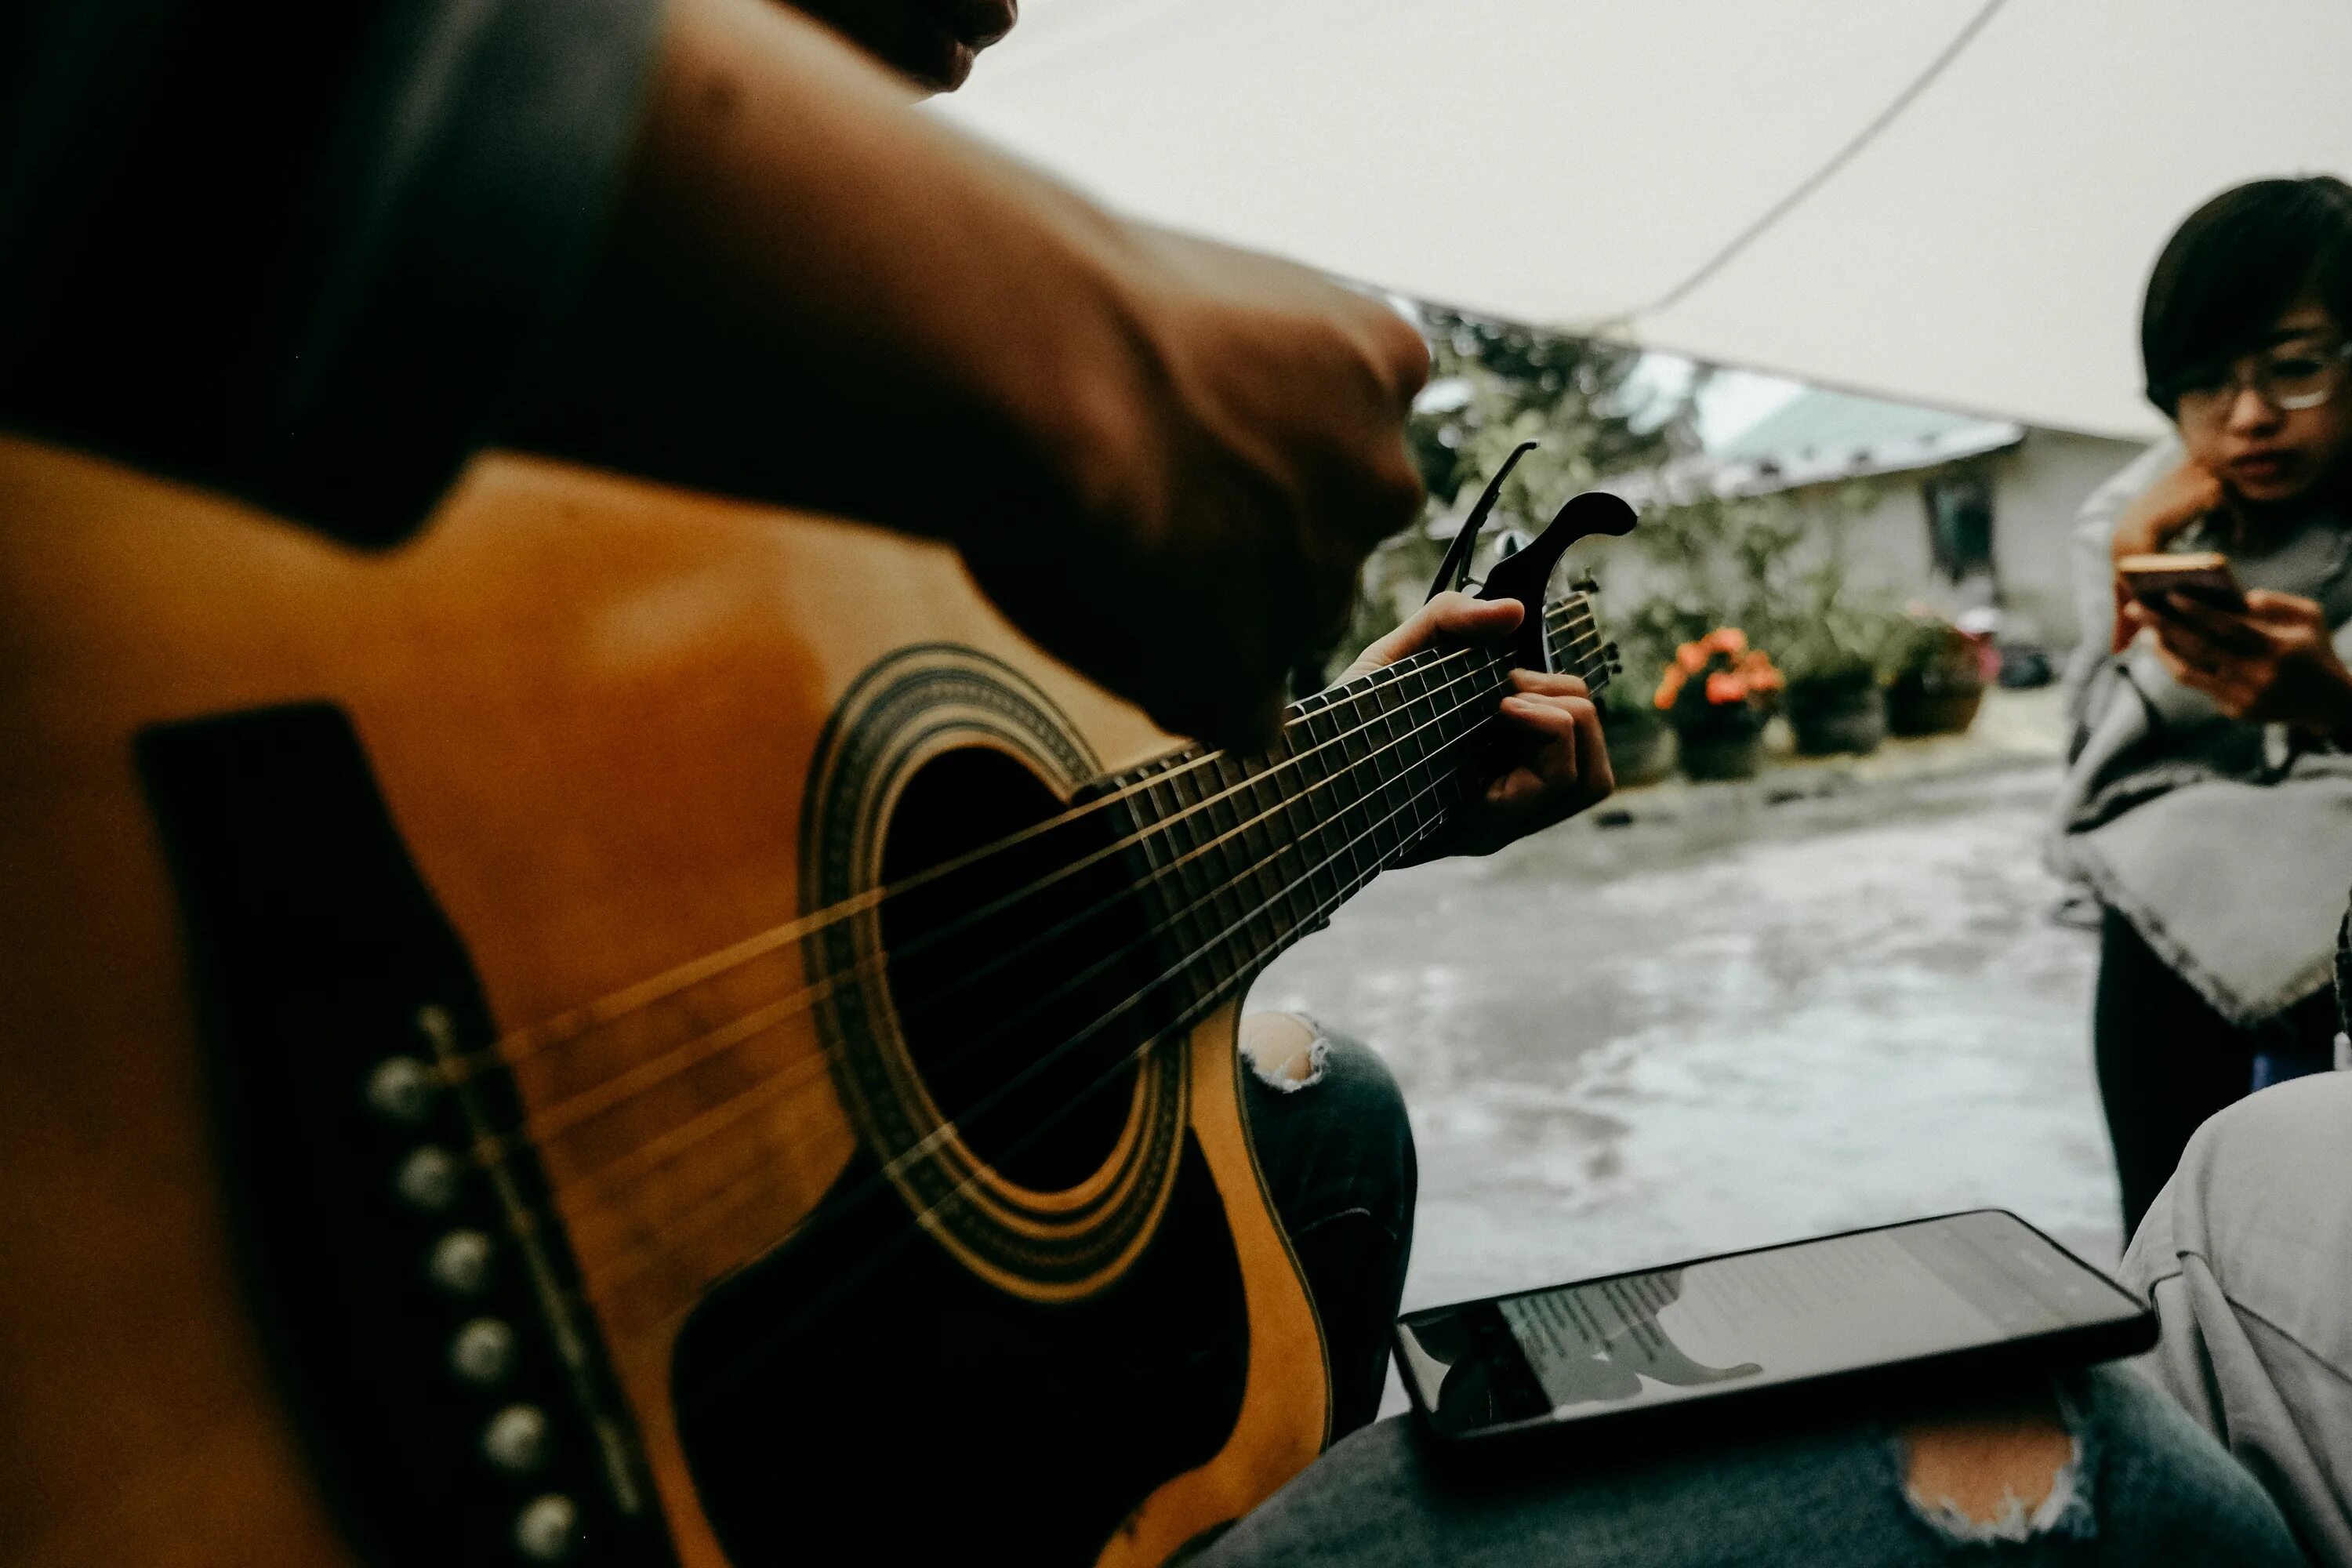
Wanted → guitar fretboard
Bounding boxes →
[1110,597,1614,1026]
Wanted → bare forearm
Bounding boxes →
[502,0,1149,547]
[499,0,1427,748]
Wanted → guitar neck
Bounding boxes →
[1112,595,1614,1022]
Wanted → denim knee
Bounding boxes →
[1242,1021,1418,1442]
[1197,1365,2303,1566]
[1243,1022,1417,1244]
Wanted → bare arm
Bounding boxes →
[503,0,1428,749]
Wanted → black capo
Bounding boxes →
[1425,443,1638,671]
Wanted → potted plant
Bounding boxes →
[1656,628,1781,781]
[1777,579,1896,757]
[1783,654,1886,757]
[1883,612,1986,736]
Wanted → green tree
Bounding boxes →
[1337,305,1697,673]
[1613,480,1897,706]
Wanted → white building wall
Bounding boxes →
[1575,426,2148,680]
[1805,427,2147,650]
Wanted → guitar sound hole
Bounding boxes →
[879,747,1152,1190]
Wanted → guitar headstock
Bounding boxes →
[1480,491,1636,673]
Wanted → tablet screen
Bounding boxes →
[1396,1211,2145,1436]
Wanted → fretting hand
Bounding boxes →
[2128,588,2352,740]
[1339,593,1615,857]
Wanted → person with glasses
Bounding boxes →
[2054,175,2352,1238]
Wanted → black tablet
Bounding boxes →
[1396,1210,2154,1446]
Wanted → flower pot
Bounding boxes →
[1786,682,1886,757]
[1601,708,1678,786]
[1676,727,1766,781]
[1886,681,1983,737]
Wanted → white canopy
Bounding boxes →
[935,0,2352,440]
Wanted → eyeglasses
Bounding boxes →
[2168,341,2352,426]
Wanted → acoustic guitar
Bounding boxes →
[0,435,1623,1567]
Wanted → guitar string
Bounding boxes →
[509,640,1516,1145]
[495,618,1603,1160]
[469,601,1595,1099]
[499,611,1599,1145]
[560,631,1612,1280]
[582,644,1594,1308]
[655,757,1503,1417]
[500,622,1612,1254]
[529,625,1606,1225]
[464,635,1494,1074]
[580,737,1492,1306]
[432,614,1610,1310]
[457,600,1597,1088]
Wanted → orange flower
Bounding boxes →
[1705,670,1749,704]
[1675,641,1708,675]
[1654,666,1687,710]
[1737,648,1784,691]
[1702,626,1748,656]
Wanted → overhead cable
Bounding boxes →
[1615,0,2015,326]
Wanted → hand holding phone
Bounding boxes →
[2118,551,2247,619]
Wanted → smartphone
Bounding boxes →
[1395,1210,2154,1446]
[2118,551,2246,615]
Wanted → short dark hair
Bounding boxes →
[2142,176,2352,412]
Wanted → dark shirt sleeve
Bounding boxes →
[0,0,665,545]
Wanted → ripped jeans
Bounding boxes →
[1227,1025,2304,1567]
[1243,1018,1418,1439]
[1200,1365,2300,1566]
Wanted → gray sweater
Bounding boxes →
[2053,440,2352,1025]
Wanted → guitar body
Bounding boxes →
[0,440,1329,1567]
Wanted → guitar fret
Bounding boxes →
[1383,667,1421,775]
[1265,744,1322,939]
[1338,674,1392,870]
[1122,595,1613,1001]
[1319,702,1370,903]
[1309,701,1367,892]
[1246,746,1319,946]
[1127,761,1214,1016]
[1546,597,1612,696]
[1171,762,1229,1014]
[1215,753,1282,962]
[1164,761,1236,993]
[1336,685,1388,887]
[1204,758,1265,987]
[1367,669,1421,865]
[1380,664,1432,854]
[1162,761,1228,1007]
[1232,758,1283,953]
[1285,705,1348,927]
[1275,709,1321,855]
[1400,660,1453,846]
